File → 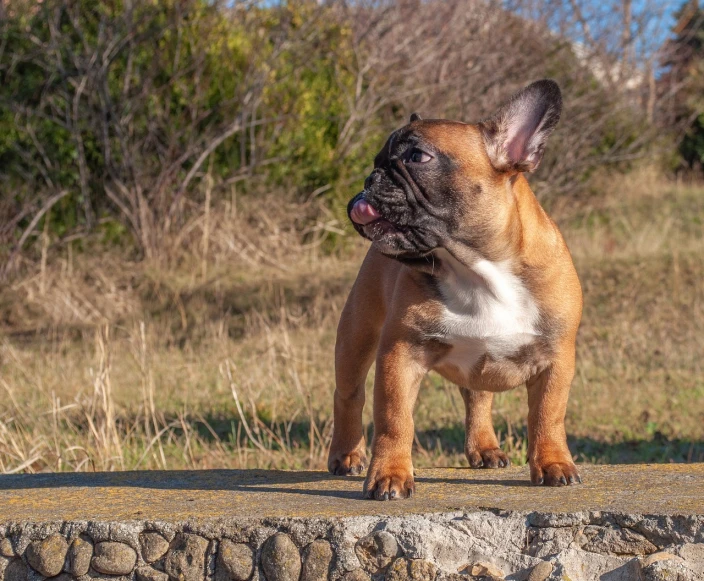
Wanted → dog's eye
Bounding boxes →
[408,149,432,164]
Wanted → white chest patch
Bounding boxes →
[432,249,540,373]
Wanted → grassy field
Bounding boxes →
[1,171,703,474]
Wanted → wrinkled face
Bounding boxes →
[348,80,563,261]
[348,120,490,259]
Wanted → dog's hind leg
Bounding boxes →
[460,387,510,469]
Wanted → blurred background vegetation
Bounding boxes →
[0,0,702,474]
[2,0,703,265]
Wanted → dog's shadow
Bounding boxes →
[0,469,534,501]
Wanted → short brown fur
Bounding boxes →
[329,83,582,498]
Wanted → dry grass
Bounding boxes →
[1,170,703,474]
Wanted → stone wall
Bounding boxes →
[1,510,703,581]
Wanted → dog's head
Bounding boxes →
[348,79,562,261]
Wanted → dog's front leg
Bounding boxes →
[328,284,383,476]
[526,349,581,486]
[364,337,426,500]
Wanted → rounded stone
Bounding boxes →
[92,541,138,575]
[4,559,28,581]
[0,538,15,558]
[467,561,505,580]
[408,559,438,580]
[215,540,254,581]
[641,551,683,568]
[354,530,399,572]
[341,570,371,581]
[66,535,93,576]
[386,558,438,581]
[301,540,333,581]
[678,542,704,565]
[140,531,170,563]
[261,533,301,581]
[527,560,553,581]
[641,553,692,581]
[163,533,210,581]
[25,533,69,577]
[136,565,170,581]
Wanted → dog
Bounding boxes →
[327,79,583,500]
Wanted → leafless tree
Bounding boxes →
[329,0,675,198]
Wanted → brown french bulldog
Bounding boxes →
[327,80,583,500]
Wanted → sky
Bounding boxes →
[509,0,688,63]
[259,0,688,61]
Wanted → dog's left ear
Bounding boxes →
[479,79,562,173]
[410,112,422,122]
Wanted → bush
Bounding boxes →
[0,0,671,271]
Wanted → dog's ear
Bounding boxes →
[479,79,561,173]
[410,112,422,122]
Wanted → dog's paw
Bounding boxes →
[327,450,367,476]
[530,461,582,486]
[466,447,510,469]
[363,459,415,500]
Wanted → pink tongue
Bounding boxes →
[350,199,381,225]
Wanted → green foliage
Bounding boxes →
[0,0,377,252]
[666,1,704,169]
[681,113,704,166]
[255,4,352,191]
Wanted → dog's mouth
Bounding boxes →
[347,187,447,261]
[349,198,400,242]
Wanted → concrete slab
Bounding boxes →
[0,464,702,522]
